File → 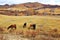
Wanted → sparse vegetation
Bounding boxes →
[0,2,60,16]
[0,15,60,40]
[0,2,60,40]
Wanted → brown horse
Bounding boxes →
[29,24,36,30]
[7,24,16,30]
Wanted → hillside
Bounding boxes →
[0,2,60,16]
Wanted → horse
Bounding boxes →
[7,24,16,30]
[23,22,27,28]
[29,24,36,30]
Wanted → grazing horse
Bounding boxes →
[29,24,36,30]
[23,22,27,28]
[7,24,16,30]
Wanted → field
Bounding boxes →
[0,15,60,40]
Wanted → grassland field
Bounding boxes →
[0,14,60,40]
[0,15,60,32]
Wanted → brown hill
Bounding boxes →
[0,2,60,16]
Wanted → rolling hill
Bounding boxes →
[0,2,60,16]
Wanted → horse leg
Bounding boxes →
[15,27,16,29]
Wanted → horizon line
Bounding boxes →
[0,2,60,5]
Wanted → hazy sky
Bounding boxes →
[0,0,60,5]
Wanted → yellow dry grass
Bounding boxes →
[37,8,60,14]
[0,14,60,40]
[0,14,60,33]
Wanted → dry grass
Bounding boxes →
[36,8,60,15]
[0,15,60,40]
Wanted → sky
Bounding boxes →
[0,0,60,5]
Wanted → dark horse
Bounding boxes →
[29,24,36,30]
[7,24,16,30]
[23,22,27,28]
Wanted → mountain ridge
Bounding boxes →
[0,2,60,16]
[0,2,60,8]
